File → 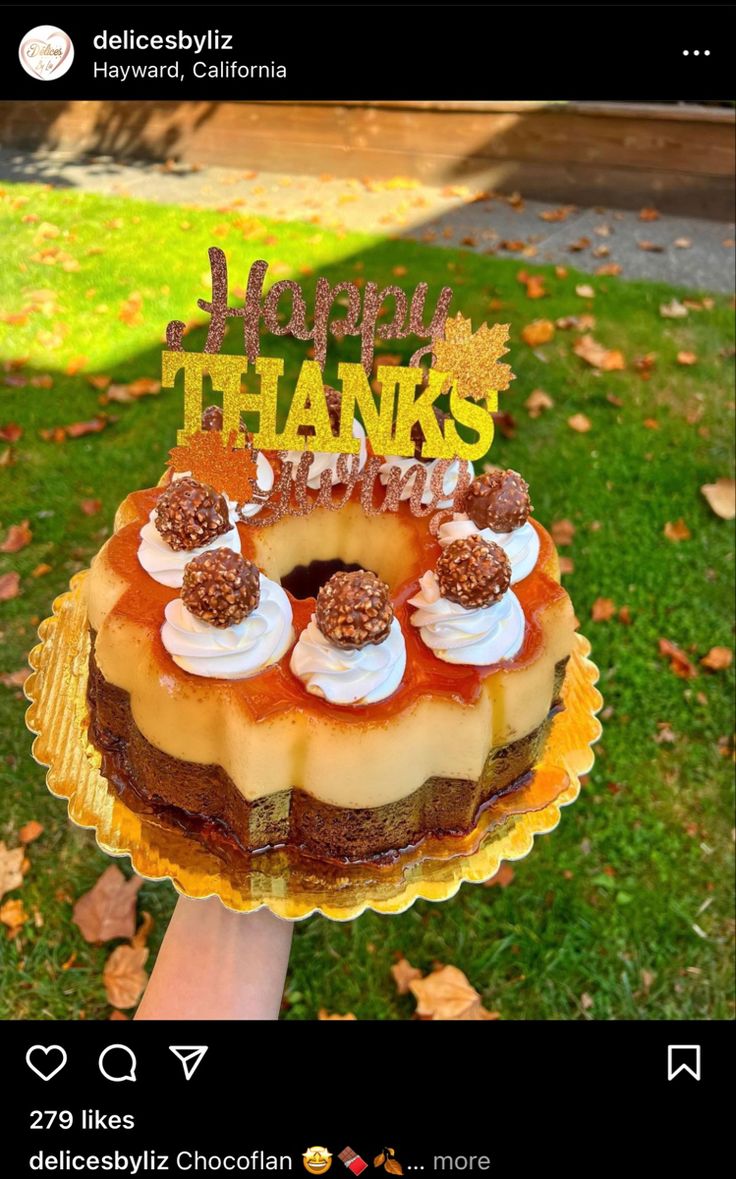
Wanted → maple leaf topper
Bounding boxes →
[432,314,515,401]
[167,428,260,507]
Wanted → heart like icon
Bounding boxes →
[26,1044,68,1081]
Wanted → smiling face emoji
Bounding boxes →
[303,1147,332,1175]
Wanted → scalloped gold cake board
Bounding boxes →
[26,571,602,921]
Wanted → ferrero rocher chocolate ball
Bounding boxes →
[436,535,511,610]
[182,548,260,628]
[201,404,224,432]
[298,385,343,439]
[463,469,532,533]
[315,569,393,649]
[410,406,447,461]
[155,476,230,552]
[201,405,247,436]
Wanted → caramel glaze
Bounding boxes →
[102,482,567,727]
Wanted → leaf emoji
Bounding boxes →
[385,1162,403,1176]
[72,864,142,944]
[374,1157,386,1169]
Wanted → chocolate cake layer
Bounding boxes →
[87,638,567,862]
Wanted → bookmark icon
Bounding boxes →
[169,1045,208,1080]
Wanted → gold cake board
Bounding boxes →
[26,571,602,921]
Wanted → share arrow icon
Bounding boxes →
[169,1045,208,1080]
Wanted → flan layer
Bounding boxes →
[86,489,576,809]
[88,645,568,861]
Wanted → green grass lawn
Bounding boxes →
[0,182,733,1020]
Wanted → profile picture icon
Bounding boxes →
[19,26,75,82]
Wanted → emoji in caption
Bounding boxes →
[303,1147,333,1174]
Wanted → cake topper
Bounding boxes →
[163,249,515,523]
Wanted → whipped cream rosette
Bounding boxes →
[438,467,539,583]
[290,568,406,705]
[410,535,524,666]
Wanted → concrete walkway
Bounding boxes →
[1,148,733,293]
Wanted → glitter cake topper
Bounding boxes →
[162,250,515,522]
[166,250,514,459]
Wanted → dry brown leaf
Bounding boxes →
[701,646,732,671]
[701,479,736,520]
[72,865,143,944]
[639,207,660,221]
[80,499,102,516]
[517,271,547,299]
[131,911,154,949]
[484,862,515,887]
[595,263,623,277]
[538,205,576,222]
[660,298,689,319]
[591,597,616,622]
[390,957,423,995]
[664,518,691,542]
[559,556,575,575]
[32,563,52,578]
[409,964,496,1020]
[568,413,592,433]
[673,238,692,249]
[1,520,32,553]
[492,411,517,440]
[318,1009,357,1020]
[567,236,591,252]
[618,605,632,625]
[580,991,594,1010]
[19,820,44,845]
[385,1161,403,1176]
[0,842,25,900]
[575,283,595,298]
[41,417,110,443]
[637,240,664,252]
[103,944,149,1009]
[573,335,625,371]
[524,389,554,418]
[87,374,112,391]
[658,638,698,680]
[127,377,161,397]
[676,351,697,366]
[1,669,27,688]
[0,897,28,937]
[521,319,554,347]
[0,422,23,442]
[0,571,21,601]
[551,519,576,545]
[556,314,596,331]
